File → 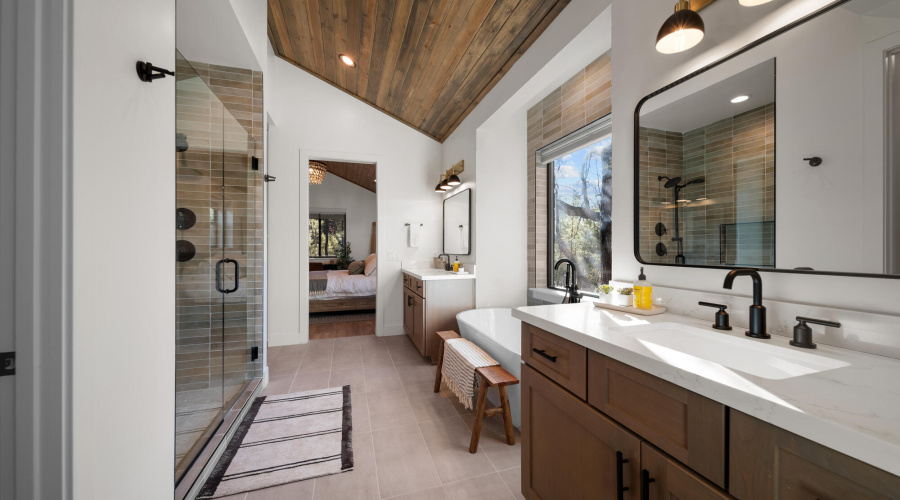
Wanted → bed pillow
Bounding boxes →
[364,256,377,277]
[348,261,365,275]
[364,253,376,266]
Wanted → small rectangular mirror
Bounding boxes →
[443,189,471,255]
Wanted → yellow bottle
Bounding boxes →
[453,257,460,272]
[633,267,653,310]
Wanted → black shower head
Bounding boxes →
[686,178,705,186]
[176,132,189,153]
[662,176,682,188]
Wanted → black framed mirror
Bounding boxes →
[443,189,471,255]
[634,0,900,279]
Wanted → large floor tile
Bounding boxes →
[367,388,416,430]
[395,362,435,388]
[332,348,364,370]
[383,335,412,346]
[442,472,515,500]
[372,424,441,498]
[329,367,367,392]
[363,366,402,392]
[418,417,494,484]
[498,467,525,500]
[313,431,379,500]
[297,352,333,373]
[385,486,448,500]
[388,344,425,364]
[261,374,294,396]
[290,370,331,392]
[407,390,458,423]
[361,347,394,369]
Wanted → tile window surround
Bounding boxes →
[527,52,612,289]
[638,103,775,267]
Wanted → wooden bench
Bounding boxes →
[433,331,520,453]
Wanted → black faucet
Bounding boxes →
[554,259,581,304]
[722,269,769,339]
[438,253,451,271]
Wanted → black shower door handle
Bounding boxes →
[215,258,240,294]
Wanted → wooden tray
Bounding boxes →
[591,301,667,316]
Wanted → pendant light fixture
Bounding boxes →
[309,160,328,185]
[656,0,705,54]
[435,160,465,194]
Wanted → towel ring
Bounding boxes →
[405,223,423,226]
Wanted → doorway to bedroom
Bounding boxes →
[307,160,377,339]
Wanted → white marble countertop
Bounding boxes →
[402,269,475,281]
[512,303,900,476]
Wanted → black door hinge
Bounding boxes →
[251,156,259,171]
[264,174,276,182]
[0,352,15,377]
[251,346,259,361]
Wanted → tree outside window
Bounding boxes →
[309,213,345,258]
[550,136,612,293]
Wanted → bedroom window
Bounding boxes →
[309,213,346,258]
[543,115,613,294]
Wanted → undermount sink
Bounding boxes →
[609,322,849,380]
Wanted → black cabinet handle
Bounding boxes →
[532,348,557,362]
[616,451,630,500]
[408,295,413,307]
[640,469,655,500]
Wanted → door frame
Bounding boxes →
[2,0,74,497]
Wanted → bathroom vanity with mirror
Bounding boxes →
[635,0,900,278]
[514,304,900,500]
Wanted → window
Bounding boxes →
[545,117,613,294]
[309,213,346,258]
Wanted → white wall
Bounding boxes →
[72,0,175,497]
[611,0,900,314]
[267,46,443,345]
[441,1,612,308]
[309,174,377,259]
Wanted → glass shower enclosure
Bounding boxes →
[174,51,263,484]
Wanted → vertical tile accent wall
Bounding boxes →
[527,52,612,289]
[638,103,775,267]
[175,59,264,395]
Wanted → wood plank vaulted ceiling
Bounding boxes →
[267,0,571,142]
[322,161,377,192]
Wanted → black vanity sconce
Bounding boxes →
[136,61,174,82]
[803,156,823,167]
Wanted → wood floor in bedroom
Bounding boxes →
[310,320,376,339]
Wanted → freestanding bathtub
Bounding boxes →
[456,308,522,428]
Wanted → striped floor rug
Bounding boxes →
[197,386,353,499]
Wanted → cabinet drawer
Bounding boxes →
[730,410,900,500]
[641,443,733,500]
[403,274,411,289]
[409,276,425,298]
[521,324,587,399]
[588,351,726,488]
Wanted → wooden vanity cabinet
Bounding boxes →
[401,272,474,362]
[730,410,900,500]
[522,364,641,500]
[588,351,726,488]
[641,443,734,500]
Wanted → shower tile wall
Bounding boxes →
[639,103,775,266]
[175,60,263,394]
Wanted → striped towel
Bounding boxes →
[441,338,498,410]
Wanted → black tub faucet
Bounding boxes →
[722,269,770,339]
[554,259,581,304]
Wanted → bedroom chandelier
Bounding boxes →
[309,161,328,185]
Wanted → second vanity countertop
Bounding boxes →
[402,268,476,281]
[512,303,900,476]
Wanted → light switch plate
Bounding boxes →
[388,252,400,261]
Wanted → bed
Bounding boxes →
[309,269,376,313]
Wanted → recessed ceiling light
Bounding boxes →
[339,54,356,67]
[731,95,750,104]
[738,0,773,6]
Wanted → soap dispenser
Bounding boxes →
[453,257,460,272]
[633,267,652,310]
